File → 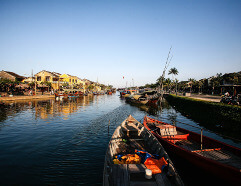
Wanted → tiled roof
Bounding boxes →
[1,70,25,79]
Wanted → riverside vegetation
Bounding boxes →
[165,94,241,140]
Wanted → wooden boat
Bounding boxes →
[125,91,159,106]
[55,93,68,99]
[143,116,241,185]
[103,115,183,186]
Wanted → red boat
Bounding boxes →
[143,116,241,185]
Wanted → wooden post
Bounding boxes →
[201,128,203,150]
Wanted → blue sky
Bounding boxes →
[1,0,241,88]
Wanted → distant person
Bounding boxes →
[225,92,230,97]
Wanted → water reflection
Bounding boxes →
[0,94,240,185]
[0,96,98,122]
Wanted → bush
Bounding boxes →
[165,94,241,139]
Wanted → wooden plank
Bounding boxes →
[128,164,146,173]
[192,148,221,153]
[122,164,129,186]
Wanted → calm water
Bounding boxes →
[0,94,240,185]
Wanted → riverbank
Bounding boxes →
[0,95,55,102]
[164,94,241,140]
[184,93,221,102]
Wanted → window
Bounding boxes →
[37,76,41,81]
[45,76,50,81]
[69,79,71,82]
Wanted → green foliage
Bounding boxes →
[0,78,14,84]
[88,84,94,90]
[44,81,52,87]
[168,67,179,76]
[165,94,241,139]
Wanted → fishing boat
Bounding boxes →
[103,115,183,186]
[125,91,159,106]
[143,116,241,185]
[55,93,68,99]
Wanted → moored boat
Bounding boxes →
[143,116,241,185]
[125,91,159,105]
[103,115,183,186]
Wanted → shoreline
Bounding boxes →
[0,95,55,102]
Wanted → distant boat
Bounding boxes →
[143,116,241,185]
[125,91,159,105]
[103,115,183,186]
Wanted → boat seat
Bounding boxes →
[122,123,139,137]
[156,125,177,136]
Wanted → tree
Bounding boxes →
[168,67,179,94]
[168,67,179,79]
[164,78,172,92]
[210,73,222,95]
[188,78,196,93]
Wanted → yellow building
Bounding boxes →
[76,77,85,91]
[35,70,61,90]
[94,83,102,92]
[60,74,79,88]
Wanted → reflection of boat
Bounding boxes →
[103,115,183,186]
[143,116,241,185]
[55,92,83,99]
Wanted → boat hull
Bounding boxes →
[103,115,184,186]
[143,116,241,185]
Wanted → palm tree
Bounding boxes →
[168,67,179,94]
[188,78,196,93]
[168,67,179,79]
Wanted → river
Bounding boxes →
[0,93,240,185]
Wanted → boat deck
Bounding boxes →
[175,138,241,169]
[105,117,182,186]
[147,122,241,170]
[110,138,175,186]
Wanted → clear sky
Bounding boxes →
[1,0,241,88]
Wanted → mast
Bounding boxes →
[158,47,173,102]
